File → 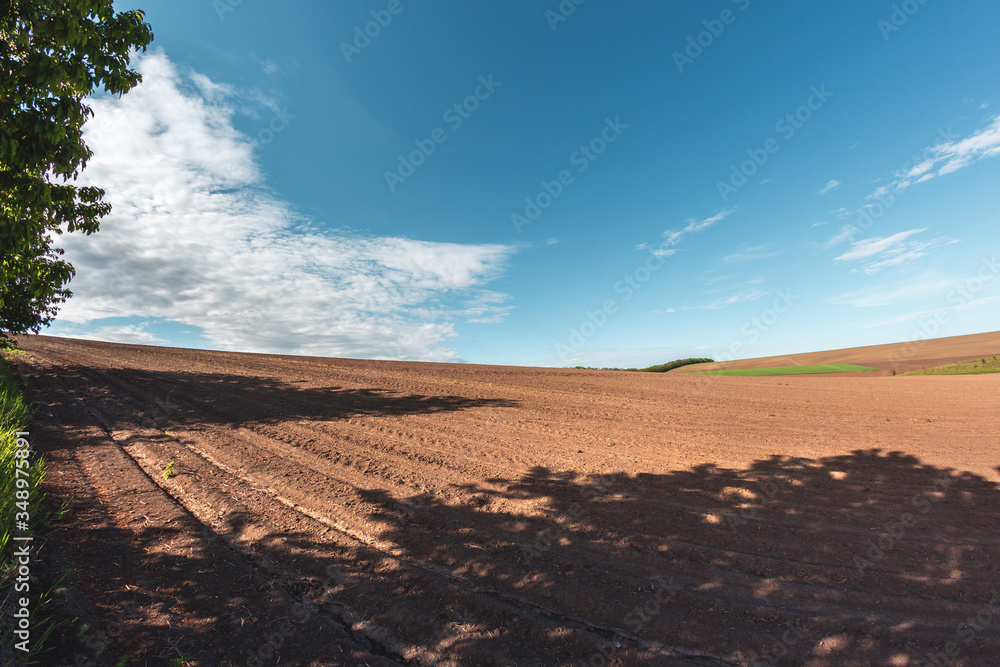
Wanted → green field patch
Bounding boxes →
[903,356,1000,376]
[693,364,878,376]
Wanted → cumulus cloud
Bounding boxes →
[57,51,516,361]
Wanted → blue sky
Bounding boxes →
[49,0,1000,366]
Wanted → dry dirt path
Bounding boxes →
[11,335,1000,666]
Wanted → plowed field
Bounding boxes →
[10,333,1000,666]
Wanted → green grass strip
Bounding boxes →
[693,364,878,376]
[0,353,51,657]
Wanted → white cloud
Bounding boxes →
[67,324,166,346]
[887,114,1000,193]
[701,274,729,287]
[58,51,516,361]
[834,228,927,261]
[634,208,735,260]
[827,117,1000,251]
[534,345,700,369]
[818,179,841,195]
[649,207,735,255]
[833,228,950,275]
[833,276,946,308]
[722,243,778,264]
[825,224,859,248]
[857,295,1000,328]
[680,289,767,311]
[664,208,735,245]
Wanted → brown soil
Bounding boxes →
[9,333,1000,666]
[678,330,1000,375]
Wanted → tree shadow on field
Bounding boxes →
[339,450,1000,666]
[50,446,997,666]
[18,345,1000,665]
[40,362,518,429]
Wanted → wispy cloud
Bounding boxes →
[826,117,1000,252]
[681,289,767,311]
[255,57,279,75]
[834,228,927,261]
[833,228,951,274]
[59,51,516,361]
[71,324,167,346]
[833,276,947,308]
[722,243,779,264]
[701,274,729,287]
[817,179,841,195]
[643,208,735,258]
[534,345,700,369]
[882,114,1000,193]
[857,295,1000,328]
[635,208,735,258]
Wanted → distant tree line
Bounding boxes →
[573,358,714,372]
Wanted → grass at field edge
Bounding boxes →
[902,355,1000,376]
[0,351,58,663]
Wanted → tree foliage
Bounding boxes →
[572,358,715,372]
[0,0,153,343]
